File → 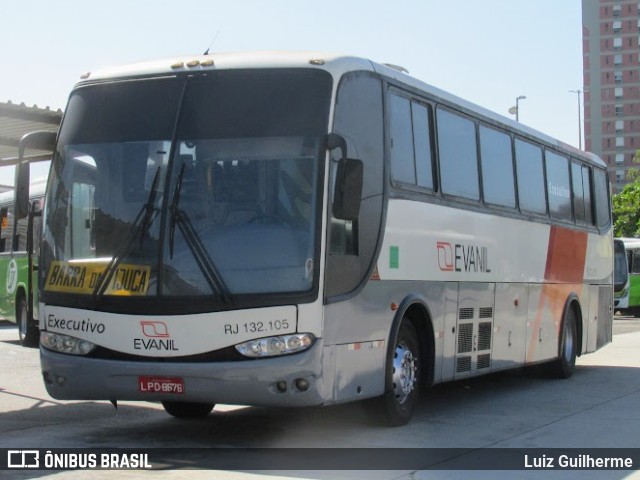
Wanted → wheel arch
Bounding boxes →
[387,295,436,388]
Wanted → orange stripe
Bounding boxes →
[526,226,588,362]
[544,227,588,283]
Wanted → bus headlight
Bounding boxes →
[41,331,96,356]
[235,333,315,358]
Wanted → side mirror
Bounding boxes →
[14,130,55,220]
[18,131,57,160]
[333,158,363,221]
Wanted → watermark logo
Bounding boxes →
[8,450,39,468]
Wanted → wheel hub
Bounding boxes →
[563,321,575,363]
[392,342,417,404]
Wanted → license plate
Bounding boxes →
[138,376,184,394]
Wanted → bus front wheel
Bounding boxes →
[379,320,422,427]
[161,401,215,418]
[17,296,39,348]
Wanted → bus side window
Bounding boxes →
[0,206,8,253]
[389,92,435,191]
[14,212,29,252]
[326,72,384,299]
[572,162,592,224]
[479,125,516,208]
[545,151,572,221]
[515,139,546,215]
[436,107,479,200]
[593,168,611,228]
[633,249,640,274]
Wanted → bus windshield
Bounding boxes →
[42,69,332,312]
[614,239,629,291]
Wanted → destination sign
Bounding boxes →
[44,260,151,296]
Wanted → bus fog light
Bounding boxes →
[276,381,287,392]
[41,331,96,356]
[235,333,315,358]
[295,378,309,391]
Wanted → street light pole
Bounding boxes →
[569,89,582,150]
[515,95,526,122]
[509,95,527,122]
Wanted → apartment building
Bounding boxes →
[583,0,640,192]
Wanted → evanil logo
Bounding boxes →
[6,259,18,295]
[437,241,491,273]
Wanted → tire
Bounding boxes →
[377,320,422,427]
[17,296,39,348]
[161,401,215,418]
[547,306,577,379]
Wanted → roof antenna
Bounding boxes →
[203,30,220,55]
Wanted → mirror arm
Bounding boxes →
[326,133,348,160]
[18,131,57,161]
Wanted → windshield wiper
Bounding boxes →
[169,163,233,305]
[92,167,161,300]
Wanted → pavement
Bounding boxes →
[1,322,640,480]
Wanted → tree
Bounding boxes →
[613,149,640,237]
[613,181,640,237]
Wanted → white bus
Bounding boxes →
[20,52,613,426]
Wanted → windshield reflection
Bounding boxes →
[41,69,332,311]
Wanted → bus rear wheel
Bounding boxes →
[17,296,39,348]
[378,320,422,427]
[161,401,215,418]
[547,306,577,378]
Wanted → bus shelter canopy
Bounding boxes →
[0,101,62,166]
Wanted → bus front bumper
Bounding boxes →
[40,340,330,407]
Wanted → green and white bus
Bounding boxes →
[19,52,613,425]
[615,238,640,315]
[0,176,46,346]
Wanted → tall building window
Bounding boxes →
[614,37,622,50]
[614,54,623,65]
[616,120,624,132]
[616,104,624,116]
[616,153,625,165]
[613,20,622,33]
[616,87,624,99]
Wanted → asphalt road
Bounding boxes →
[1,318,639,480]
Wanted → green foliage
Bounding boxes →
[612,149,640,237]
[613,181,640,237]
[627,149,640,182]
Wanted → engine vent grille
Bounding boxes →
[456,356,472,373]
[479,307,493,318]
[457,323,474,354]
[459,307,474,320]
[478,322,492,351]
[477,353,491,370]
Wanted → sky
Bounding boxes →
[1,0,584,184]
